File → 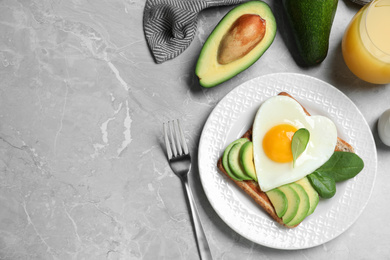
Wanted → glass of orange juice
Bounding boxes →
[342,0,390,84]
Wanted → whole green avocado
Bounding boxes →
[282,0,338,66]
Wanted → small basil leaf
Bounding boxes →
[307,171,336,199]
[291,128,310,167]
[315,151,364,182]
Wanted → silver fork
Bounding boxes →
[163,119,213,260]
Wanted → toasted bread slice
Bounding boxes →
[217,92,354,228]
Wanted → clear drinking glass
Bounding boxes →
[342,0,390,84]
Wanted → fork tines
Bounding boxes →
[163,119,189,159]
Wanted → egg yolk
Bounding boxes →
[262,124,297,163]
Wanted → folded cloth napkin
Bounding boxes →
[143,0,248,64]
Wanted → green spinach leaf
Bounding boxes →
[291,128,310,167]
[307,171,336,198]
[315,151,364,182]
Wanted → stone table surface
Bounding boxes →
[0,0,389,259]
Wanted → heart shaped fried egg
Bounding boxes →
[253,95,338,192]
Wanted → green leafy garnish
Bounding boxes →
[307,151,364,199]
[291,128,310,167]
[307,171,336,198]
[314,151,364,182]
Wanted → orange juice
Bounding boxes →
[342,0,390,84]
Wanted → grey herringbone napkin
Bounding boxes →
[143,0,248,64]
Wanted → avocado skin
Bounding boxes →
[282,0,338,66]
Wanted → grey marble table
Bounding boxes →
[0,0,389,259]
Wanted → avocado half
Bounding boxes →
[195,1,277,88]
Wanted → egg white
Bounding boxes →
[252,96,338,192]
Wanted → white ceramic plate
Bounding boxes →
[198,73,377,249]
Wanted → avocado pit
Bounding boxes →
[218,14,266,65]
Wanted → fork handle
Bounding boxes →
[182,178,213,260]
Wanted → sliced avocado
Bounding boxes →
[222,138,248,181]
[278,185,300,224]
[286,183,310,226]
[282,0,338,66]
[195,1,277,88]
[239,141,257,181]
[295,177,319,216]
[266,188,288,218]
[228,142,253,180]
